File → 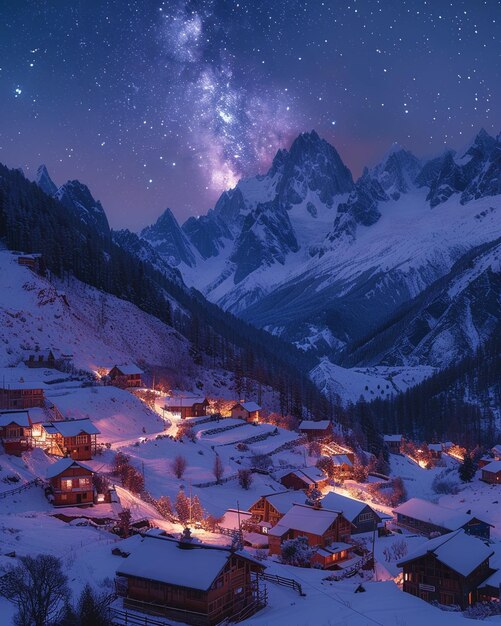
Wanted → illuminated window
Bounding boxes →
[61,479,73,491]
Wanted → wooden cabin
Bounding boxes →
[47,457,94,507]
[298,420,333,441]
[398,530,494,608]
[384,434,403,454]
[481,460,501,484]
[0,380,45,410]
[115,535,266,625]
[491,445,501,461]
[163,396,210,420]
[331,453,354,480]
[248,491,304,530]
[394,497,492,539]
[268,504,352,569]
[17,253,44,274]
[427,443,442,459]
[25,349,72,369]
[279,467,328,491]
[108,364,143,388]
[41,418,100,460]
[322,492,385,535]
[230,401,261,423]
[0,411,32,455]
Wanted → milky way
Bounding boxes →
[0,0,499,229]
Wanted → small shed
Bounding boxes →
[46,457,94,507]
[230,401,261,423]
[0,410,32,455]
[481,460,501,485]
[298,420,333,441]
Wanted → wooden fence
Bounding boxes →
[259,572,306,596]
[0,478,43,499]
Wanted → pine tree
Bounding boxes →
[175,489,190,525]
[190,495,204,522]
[459,455,476,482]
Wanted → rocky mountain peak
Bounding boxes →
[140,207,196,267]
[35,164,57,196]
[56,179,110,236]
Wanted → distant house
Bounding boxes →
[17,253,44,274]
[478,455,493,469]
[25,349,72,369]
[230,401,261,423]
[115,534,266,625]
[0,377,45,410]
[398,530,495,608]
[279,467,328,491]
[394,497,492,539]
[384,434,403,454]
[0,410,32,455]
[427,443,442,459]
[481,460,501,485]
[322,492,385,535]
[298,420,333,441]
[248,491,304,530]
[331,453,354,480]
[41,418,100,460]
[46,457,95,507]
[268,504,353,569]
[218,509,253,533]
[491,445,501,460]
[108,364,143,388]
[163,396,209,420]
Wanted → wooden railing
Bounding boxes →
[259,572,306,596]
[0,478,43,499]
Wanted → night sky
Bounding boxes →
[1,1,499,230]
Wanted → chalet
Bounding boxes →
[17,253,44,274]
[481,460,501,485]
[115,534,266,625]
[0,370,46,410]
[478,455,493,469]
[0,411,32,455]
[331,453,354,479]
[384,434,403,454]
[108,364,143,388]
[322,492,385,535]
[394,498,492,539]
[491,445,501,460]
[397,530,494,608]
[46,457,95,507]
[230,401,261,423]
[268,504,353,569]
[427,443,442,459]
[248,491,304,530]
[25,349,72,369]
[279,467,328,491]
[298,420,333,441]
[41,418,100,460]
[163,396,210,420]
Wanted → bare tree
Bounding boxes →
[0,554,69,626]
[171,455,187,479]
[213,455,224,483]
[238,469,253,490]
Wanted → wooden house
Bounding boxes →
[491,445,501,461]
[108,364,143,388]
[17,253,44,274]
[322,492,385,535]
[268,504,353,569]
[230,401,261,423]
[163,396,210,420]
[298,420,333,441]
[25,349,72,369]
[478,455,493,469]
[41,418,100,460]
[398,530,494,608]
[248,491,305,530]
[115,534,266,625]
[279,467,328,491]
[0,411,32,455]
[394,498,492,539]
[481,460,501,484]
[427,443,442,459]
[0,381,45,410]
[331,453,354,479]
[383,434,403,454]
[46,457,95,507]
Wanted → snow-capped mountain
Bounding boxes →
[55,180,110,236]
[140,207,196,267]
[138,129,500,369]
[35,164,57,196]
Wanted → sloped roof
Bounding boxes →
[482,460,501,474]
[164,396,207,408]
[384,434,402,442]
[219,509,253,531]
[428,443,442,452]
[491,444,501,455]
[0,411,31,428]
[269,504,342,537]
[397,530,493,577]
[331,454,353,467]
[233,401,261,412]
[280,466,325,486]
[116,535,263,590]
[393,497,490,530]
[253,491,305,514]
[299,420,331,430]
[321,492,380,523]
[112,363,143,375]
[43,418,100,437]
[46,457,94,479]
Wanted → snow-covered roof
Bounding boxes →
[491,444,501,456]
[43,418,100,437]
[255,491,305,514]
[321,492,379,523]
[116,535,263,590]
[46,457,94,479]
[268,504,341,537]
[428,443,442,452]
[280,466,325,485]
[384,434,402,442]
[299,420,331,430]
[482,460,501,474]
[0,411,30,428]
[233,401,261,412]
[331,454,353,467]
[315,542,352,557]
[393,497,490,530]
[397,530,493,577]
[112,363,143,376]
[219,509,253,531]
[163,396,207,408]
